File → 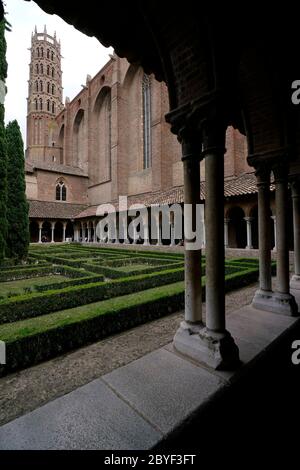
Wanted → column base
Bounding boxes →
[173,321,240,370]
[246,245,253,250]
[290,274,300,290]
[252,289,298,316]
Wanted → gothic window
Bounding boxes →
[52,84,55,95]
[56,180,67,201]
[47,65,50,75]
[39,98,43,110]
[142,73,152,169]
[47,49,50,59]
[51,51,54,61]
[52,67,55,78]
[47,82,50,93]
[37,47,40,57]
[35,80,38,91]
[52,102,55,114]
[47,100,50,112]
[35,99,38,110]
[40,80,43,92]
[41,47,44,57]
[40,63,43,74]
[35,64,39,74]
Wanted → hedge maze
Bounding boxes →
[0,244,269,376]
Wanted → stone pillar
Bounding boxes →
[291,180,300,289]
[62,222,67,242]
[156,214,162,246]
[272,163,297,315]
[143,210,150,245]
[251,166,273,310]
[244,217,253,249]
[271,215,277,251]
[170,222,175,246]
[93,220,97,243]
[51,221,55,243]
[38,221,43,243]
[224,218,230,248]
[81,222,85,242]
[87,223,91,243]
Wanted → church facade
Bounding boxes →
[25,28,286,249]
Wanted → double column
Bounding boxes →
[171,112,239,370]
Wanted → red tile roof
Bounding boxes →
[29,200,88,219]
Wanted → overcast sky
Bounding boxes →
[4,0,113,143]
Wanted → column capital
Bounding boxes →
[290,178,300,198]
[51,221,56,229]
[244,216,254,222]
[224,217,230,224]
[254,164,272,186]
[272,160,289,182]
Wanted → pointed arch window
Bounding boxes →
[52,84,55,95]
[40,80,43,92]
[51,51,54,61]
[39,98,43,110]
[41,47,44,58]
[56,180,67,201]
[52,102,55,114]
[35,80,38,92]
[37,47,40,58]
[47,100,50,112]
[47,65,50,75]
[47,82,50,93]
[142,73,152,169]
[47,49,50,59]
[34,99,38,110]
[52,67,55,78]
[35,64,39,74]
[40,63,43,74]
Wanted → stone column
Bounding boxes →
[51,221,55,243]
[271,215,277,251]
[87,223,91,243]
[200,124,239,369]
[143,210,150,245]
[93,220,97,243]
[38,221,43,243]
[81,222,85,242]
[224,218,230,248]
[291,180,300,289]
[62,222,67,242]
[170,222,175,246]
[244,217,253,249]
[156,214,162,246]
[272,163,297,314]
[251,166,273,311]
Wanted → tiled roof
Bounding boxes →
[29,200,88,219]
[74,172,268,219]
[26,161,88,177]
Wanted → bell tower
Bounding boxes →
[26,25,63,163]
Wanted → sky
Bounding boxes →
[4,0,113,142]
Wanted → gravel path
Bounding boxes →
[0,282,258,426]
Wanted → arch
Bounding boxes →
[36,47,40,58]
[39,80,43,92]
[73,109,85,168]
[41,221,51,243]
[52,67,55,78]
[47,99,50,111]
[29,220,39,243]
[39,98,43,110]
[51,51,54,61]
[57,125,65,164]
[47,65,50,75]
[35,80,38,92]
[54,221,63,242]
[227,206,247,248]
[47,82,50,93]
[35,63,39,74]
[40,47,44,58]
[34,98,38,110]
[52,102,55,114]
[52,83,55,95]
[91,86,111,184]
[40,63,43,74]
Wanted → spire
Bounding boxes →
[44,24,47,34]
[54,31,56,39]
[34,25,37,34]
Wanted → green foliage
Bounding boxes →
[5,120,29,259]
[0,19,7,81]
[0,104,7,260]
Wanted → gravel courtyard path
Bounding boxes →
[0,282,258,426]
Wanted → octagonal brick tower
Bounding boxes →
[26,25,63,163]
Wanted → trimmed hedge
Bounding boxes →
[0,267,185,324]
[0,266,56,282]
[82,260,184,279]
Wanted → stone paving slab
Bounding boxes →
[0,379,161,450]
[102,348,223,435]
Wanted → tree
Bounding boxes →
[0,18,7,260]
[5,120,29,259]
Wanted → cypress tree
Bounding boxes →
[0,18,7,260]
[5,120,29,259]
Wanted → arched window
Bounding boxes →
[47,100,50,112]
[35,80,38,92]
[40,80,43,92]
[56,180,67,201]
[37,47,40,58]
[40,63,43,74]
[34,99,38,110]
[39,98,43,110]
[52,67,55,78]
[52,102,55,114]
[142,73,152,169]
[47,65,50,75]
[35,64,39,74]
[47,82,50,93]
[41,47,44,58]
[51,51,54,61]
[52,84,55,95]
[47,49,50,59]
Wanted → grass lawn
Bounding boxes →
[0,275,72,297]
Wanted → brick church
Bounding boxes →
[25,27,289,250]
